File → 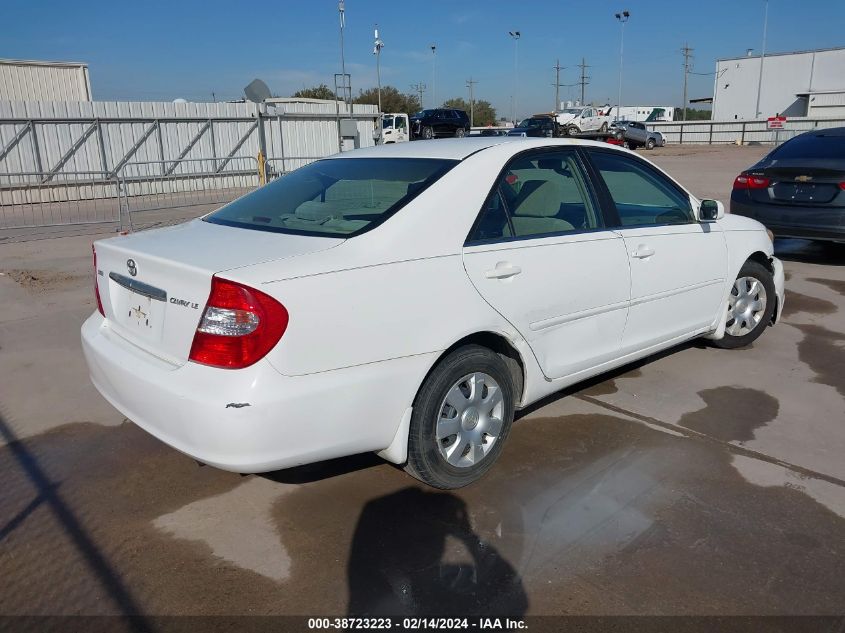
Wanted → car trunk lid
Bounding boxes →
[94,220,343,366]
[750,164,845,206]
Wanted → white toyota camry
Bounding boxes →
[82,138,785,488]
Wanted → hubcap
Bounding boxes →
[436,372,505,468]
[726,276,767,336]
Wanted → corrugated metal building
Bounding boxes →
[0,59,92,102]
[712,47,845,120]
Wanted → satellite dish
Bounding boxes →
[244,78,272,103]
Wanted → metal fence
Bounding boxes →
[0,170,121,234]
[650,116,845,145]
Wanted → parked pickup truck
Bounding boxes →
[609,120,665,150]
[555,106,611,136]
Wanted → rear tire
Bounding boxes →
[600,122,608,133]
[405,345,515,489]
[646,138,656,150]
[711,260,777,349]
[455,127,466,138]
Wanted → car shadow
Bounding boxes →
[261,452,386,485]
[774,238,845,266]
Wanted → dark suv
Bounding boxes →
[410,109,471,140]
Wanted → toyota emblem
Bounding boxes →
[127,259,137,277]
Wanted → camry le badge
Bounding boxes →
[127,258,137,277]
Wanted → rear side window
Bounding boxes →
[768,133,845,161]
[469,149,601,242]
[589,151,693,226]
[205,158,457,237]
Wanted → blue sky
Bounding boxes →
[4,0,844,118]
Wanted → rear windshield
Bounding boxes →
[768,133,845,161]
[205,158,457,237]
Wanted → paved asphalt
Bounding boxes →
[0,145,843,620]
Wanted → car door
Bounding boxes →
[463,148,631,380]
[579,108,594,131]
[584,148,727,353]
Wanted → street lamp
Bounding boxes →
[614,10,630,121]
[373,25,384,113]
[754,0,769,118]
[430,45,437,108]
[508,31,521,123]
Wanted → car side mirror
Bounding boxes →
[699,199,725,221]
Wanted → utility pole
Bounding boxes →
[552,60,566,112]
[577,58,590,105]
[466,77,478,126]
[508,31,521,122]
[754,0,769,118]
[373,25,384,113]
[430,45,437,108]
[614,10,630,121]
[411,82,427,108]
[211,91,217,103]
[681,43,693,121]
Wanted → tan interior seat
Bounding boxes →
[510,179,574,236]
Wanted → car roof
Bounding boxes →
[329,137,622,161]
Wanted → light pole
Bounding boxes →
[373,25,384,113]
[614,10,630,121]
[508,31,520,123]
[466,77,478,126]
[430,45,437,108]
[754,0,769,118]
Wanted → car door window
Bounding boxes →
[590,151,694,226]
[469,189,513,242]
[496,151,601,239]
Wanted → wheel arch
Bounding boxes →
[377,330,527,467]
[423,331,527,407]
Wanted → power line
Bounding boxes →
[466,77,478,126]
[681,43,694,121]
[411,82,427,107]
[577,58,591,105]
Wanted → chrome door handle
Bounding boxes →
[485,262,522,279]
[632,246,655,259]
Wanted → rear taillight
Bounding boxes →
[733,174,770,190]
[189,276,288,369]
[92,245,104,316]
[839,182,845,190]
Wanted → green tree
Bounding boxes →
[441,97,497,126]
[677,107,711,121]
[355,86,421,115]
[291,84,336,100]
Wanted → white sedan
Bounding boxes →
[82,138,785,489]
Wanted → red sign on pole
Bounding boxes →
[767,116,787,129]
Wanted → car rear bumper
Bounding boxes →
[772,257,785,323]
[731,197,845,242]
[82,313,433,472]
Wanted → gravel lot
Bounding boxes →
[1,144,843,619]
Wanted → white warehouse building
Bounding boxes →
[0,59,92,102]
[712,46,845,121]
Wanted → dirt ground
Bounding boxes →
[1,144,844,621]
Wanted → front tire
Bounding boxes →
[712,260,776,349]
[405,345,515,489]
[422,126,434,140]
[566,125,579,136]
